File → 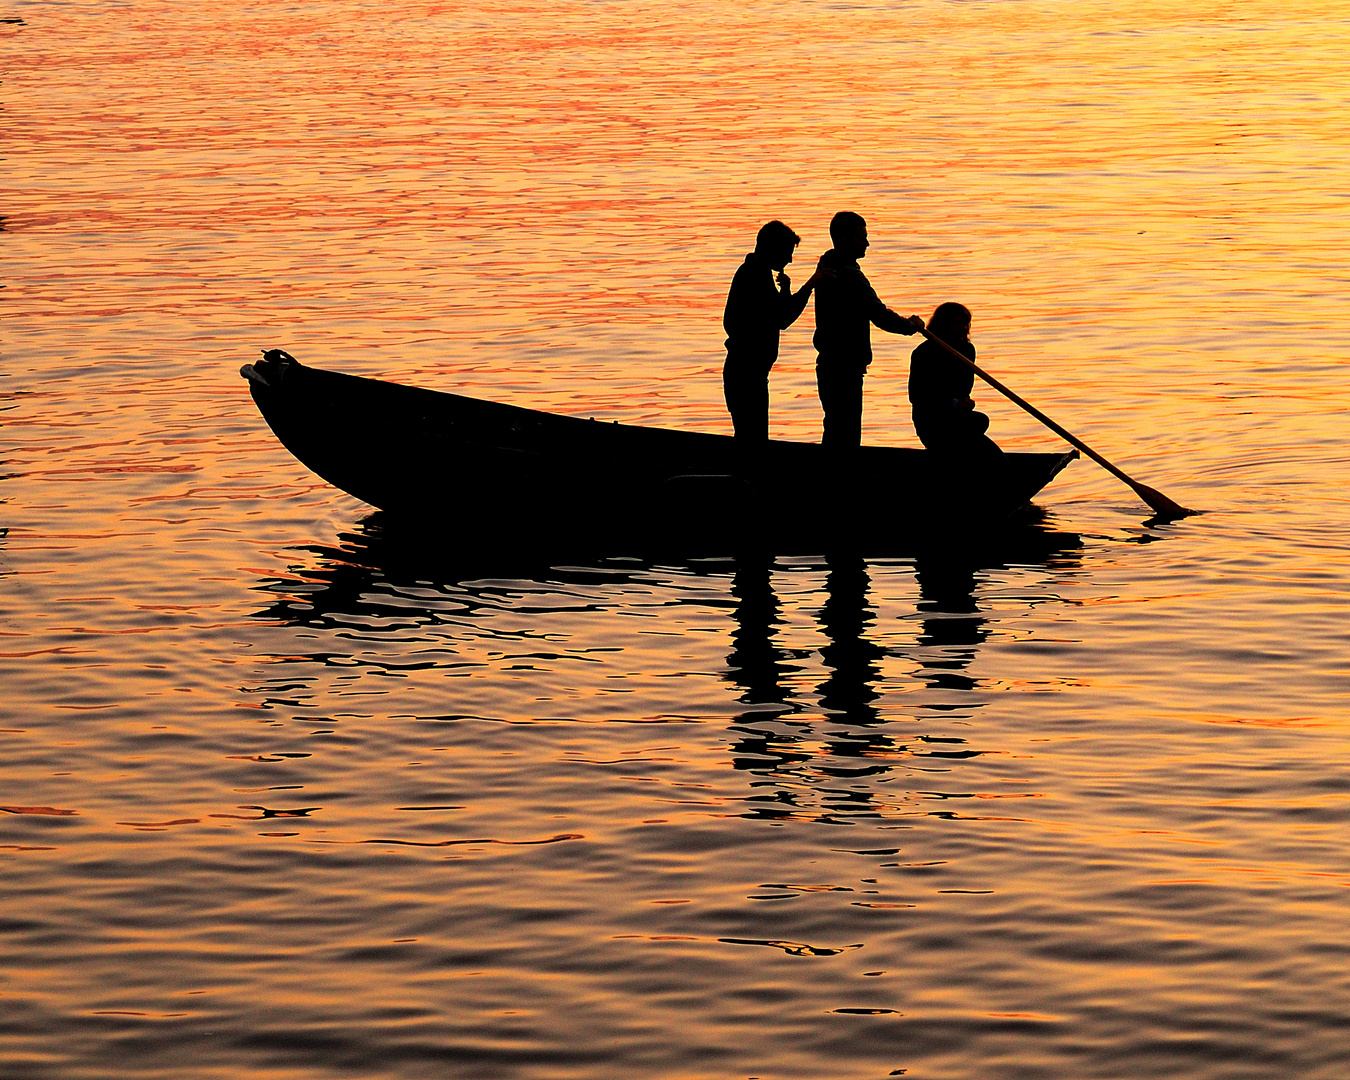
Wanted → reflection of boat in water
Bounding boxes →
[251,511,1081,822]
[240,350,1077,539]
[254,508,1082,638]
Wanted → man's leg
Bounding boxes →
[725,372,768,443]
[817,364,838,446]
[726,372,769,481]
[842,372,863,448]
[818,364,863,450]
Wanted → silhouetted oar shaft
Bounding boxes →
[916,327,1193,518]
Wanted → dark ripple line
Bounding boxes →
[315,832,584,848]
[0,805,78,816]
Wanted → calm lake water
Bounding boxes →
[5,1,1350,1077]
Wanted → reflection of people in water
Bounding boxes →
[913,557,989,695]
[724,555,897,804]
[725,556,813,786]
[908,302,1003,459]
[722,221,824,444]
[726,554,792,710]
[817,555,886,727]
[813,211,925,452]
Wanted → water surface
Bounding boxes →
[5,1,1350,1077]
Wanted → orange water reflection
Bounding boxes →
[5,0,1350,1077]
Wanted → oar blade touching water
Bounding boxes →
[916,327,1196,520]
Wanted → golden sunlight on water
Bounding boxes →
[4,1,1350,1078]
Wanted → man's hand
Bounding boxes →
[776,271,791,292]
[906,315,925,334]
[802,267,834,291]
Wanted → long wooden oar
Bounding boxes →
[915,325,1195,519]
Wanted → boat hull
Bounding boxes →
[241,352,1076,541]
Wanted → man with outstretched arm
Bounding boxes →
[813,211,925,450]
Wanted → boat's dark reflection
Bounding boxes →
[253,510,1081,818]
[255,508,1077,633]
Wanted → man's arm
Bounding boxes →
[851,270,923,335]
[870,298,924,336]
[776,269,824,329]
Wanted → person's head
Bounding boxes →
[928,302,972,345]
[829,211,869,259]
[755,219,801,271]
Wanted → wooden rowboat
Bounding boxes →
[240,349,1076,539]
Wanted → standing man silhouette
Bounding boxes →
[813,212,924,451]
[722,220,823,446]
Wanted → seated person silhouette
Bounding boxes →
[722,220,823,445]
[908,302,1003,458]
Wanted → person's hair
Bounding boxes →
[829,211,866,245]
[927,302,972,345]
[755,219,800,254]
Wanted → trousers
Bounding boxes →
[816,362,866,450]
[723,366,769,443]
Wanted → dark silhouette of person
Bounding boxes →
[812,212,924,451]
[908,302,1002,459]
[722,220,823,445]
[724,556,812,792]
[913,555,989,696]
[726,554,792,712]
[816,554,885,728]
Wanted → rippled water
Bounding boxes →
[5,1,1350,1077]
